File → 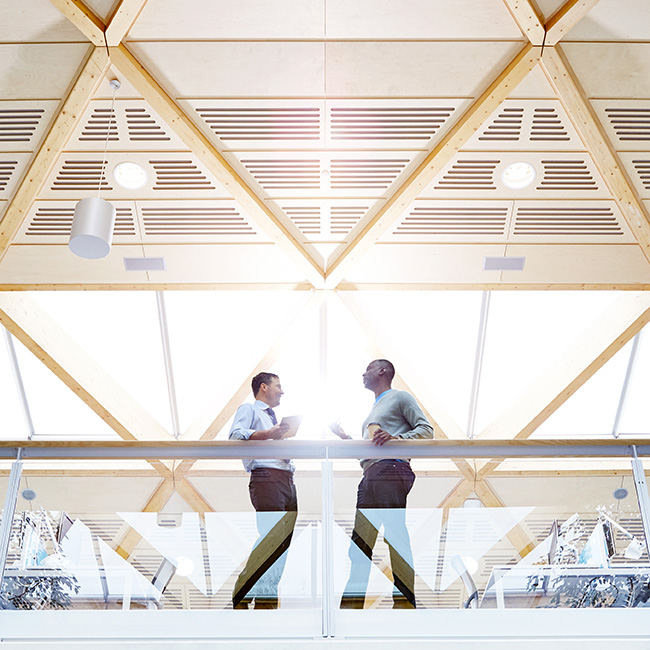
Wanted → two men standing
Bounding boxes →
[229,360,433,609]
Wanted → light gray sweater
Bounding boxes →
[360,389,434,471]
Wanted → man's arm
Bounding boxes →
[397,393,434,439]
[229,403,289,440]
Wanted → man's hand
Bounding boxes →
[329,421,351,440]
[372,428,393,446]
[250,423,290,440]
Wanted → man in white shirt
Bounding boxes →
[229,372,296,609]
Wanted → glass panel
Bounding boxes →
[619,329,650,435]
[476,291,622,435]
[28,292,170,434]
[332,454,648,626]
[0,331,28,440]
[0,456,322,634]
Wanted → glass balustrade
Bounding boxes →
[0,441,649,641]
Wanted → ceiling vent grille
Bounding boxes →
[394,206,508,235]
[605,107,650,141]
[27,206,135,236]
[514,206,623,235]
[434,160,498,191]
[196,107,321,141]
[330,205,368,235]
[531,107,569,141]
[537,159,597,191]
[478,107,523,141]
[52,159,112,191]
[632,159,650,190]
[330,106,455,141]
[79,109,118,142]
[282,205,320,234]
[150,159,215,191]
[0,159,17,191]
[330,159,408,190]
[140,206,255,235]
[126,108,170,142]
[0,108,45,143]
[241,159,320,189]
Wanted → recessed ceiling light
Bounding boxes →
[113,161,148,189]
[501,161,536,189]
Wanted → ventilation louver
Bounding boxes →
[605,107,650,141]
[52,160,112,191]
[330,205,368,235]
[434,160,498,190]
[537,159,597,191]
[0,108,45,143]
[514,206,623,235]
[126,108,170,142]
[195,107,321,141]
[26,205,136,236]
[79,109,118,142]
[282,205,320,234]
[330,159,409,190]
[478,108,523,141]
[530,107,569,141]
[241,159,320,190]
[330,106,455,141]
[150,159,215,191]
[631,159,650,191]
[140,206,255,235]
[0,159,17,191]
[394,205,508,235]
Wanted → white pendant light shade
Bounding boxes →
[69,197,116,259]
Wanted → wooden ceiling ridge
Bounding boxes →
[325,41,542,287]
[503,0,650,265]
[48,0,324,287]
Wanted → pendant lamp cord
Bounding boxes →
[97,80,119,199]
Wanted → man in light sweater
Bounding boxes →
[229,372,295,609]
[334,359,434,609]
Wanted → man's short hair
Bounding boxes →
[252,372,279,397]
[373,359,395,381]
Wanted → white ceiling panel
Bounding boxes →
[84,0,120,22]
[497,244,650,284]
[592,100,650,151]
[562,43,650,98]
[278,198,376,241]
[0,153,35,198]
[180,99,326,151]
[560,0,650,42]
[325,0,522,39]
[68,99,186,151]
[464,99,584,151]
[344,243,650,285]
[0,245,149,285]
[40,152,232,200]
[128,42,325,97]
[134,200,269,244]
[0,101,60,153]
[421,152,611,199]
[130,0,324,40]
[230,150,421,199]
[508,65,558,99]
[0,44,90,99]
[15,200,141,244]
[345,243,508,283]
[618,153,650,199]
[141,244,308,283]
[0,0,90,42]
[325,42,523,97]
[382,199,634,244]
[533,0,572,23]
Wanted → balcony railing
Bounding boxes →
[0,439,649,642]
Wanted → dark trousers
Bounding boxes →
[342,460,416,608]
[232,468,297,608]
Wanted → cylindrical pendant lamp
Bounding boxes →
[68,197,116,259]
